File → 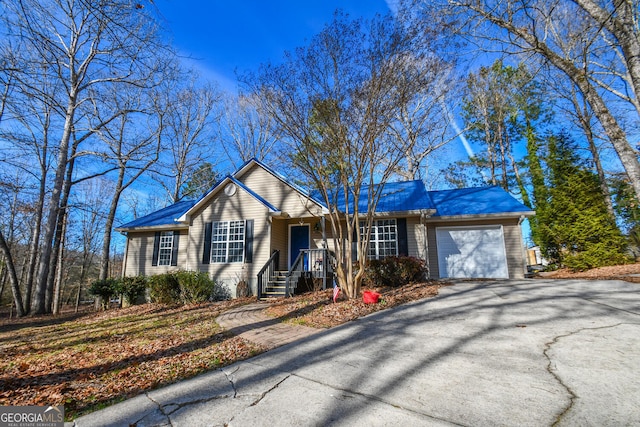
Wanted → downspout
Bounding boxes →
[518,215,528,278]
[420,210,432,279]
[120,231,129,278]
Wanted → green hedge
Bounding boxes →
[362,256,427,288]
[88,278,119,310]
[147,272,181,304]
[148,271,231,304]
[114,275,147,306]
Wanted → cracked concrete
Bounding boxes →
[72,279,640,426]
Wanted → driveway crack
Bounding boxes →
[291,372,465,426]
[544,323,635,426]
[221,366,240,398]
[249,374,291,406]
[144,392,173,426]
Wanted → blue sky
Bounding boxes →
[156,1,397,90]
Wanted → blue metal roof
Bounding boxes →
[429,186,532,217]
[117,199,195,230]
[117,165,533,231]
[322,180,435,213]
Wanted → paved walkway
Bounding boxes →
[215,302,321,349]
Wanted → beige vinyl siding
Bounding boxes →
[123,230,187,277]
[237,165,324,218]
[406,217,427,260]
[425,218,525,279]
[309,216,426,261]
[187,182,272,294]
[271,218,288,270]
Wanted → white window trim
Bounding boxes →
[211,220,246,263]
[158,231,174,266]
[361,219,398,260]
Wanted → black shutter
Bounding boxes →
[397,218,408,256]
[152,232,160,266]
[203,222,212,264]
[171,232,180,266]
[244,219,254,263]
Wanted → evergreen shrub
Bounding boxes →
[114,275,147,306]
[363,256,427,288]
[147,272,180,304]
[88,278,118,310]
[148,271,231,304]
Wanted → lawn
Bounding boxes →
[0,299,262,420]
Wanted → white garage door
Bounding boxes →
[436,225,509,279]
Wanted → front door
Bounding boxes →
[289,225,310,268]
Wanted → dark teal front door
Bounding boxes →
[290,225,309,268]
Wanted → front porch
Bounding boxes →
[257,217,335,298]
[257,248,335,298]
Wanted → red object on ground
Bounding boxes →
[363,290,380,304]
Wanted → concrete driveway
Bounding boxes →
[74,279,640,426]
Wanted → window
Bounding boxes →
[158,231,174,266]
[362,219,398,260]
[211,220,245,263]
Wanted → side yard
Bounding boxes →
[0,300,261,419]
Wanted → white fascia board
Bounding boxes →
[425,211,535,222]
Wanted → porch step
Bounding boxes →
[261,271,293,298]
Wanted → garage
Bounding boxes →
[435,225,509,279]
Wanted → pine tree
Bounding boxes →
[541,133,629,270]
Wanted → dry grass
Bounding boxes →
[266,281,446,328]
[0,299,262,420]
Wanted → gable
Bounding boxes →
[237,163,324,218]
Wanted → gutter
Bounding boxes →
[426,211,535,222]
[114,223,190,233]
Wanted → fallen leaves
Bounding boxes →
[265,281,445,329]
[538,262,640,281]
[0,299,263,420]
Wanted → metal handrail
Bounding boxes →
[257,250,279,299]
[285,248,335,297]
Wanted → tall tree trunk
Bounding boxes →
[0,230,25,317]
[0,261,7,306]
[33,99,75,314]
[23,151,48,315]
[459,3,640,202]
[45,142,76,313]
[574,0,640,117]
[571,91,616,219]
[52,215,67,315]
[100,168,126,280]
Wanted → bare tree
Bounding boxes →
[0,229,24,316]
[445,0,640,201]
[218,92,282,169]
[545,71,617,218]
[153,78,221,203]
[94,85,164,281]
[67,180,107,310]
[2,0,174,314]
[245,11,440,298]
[385,53,460,181]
